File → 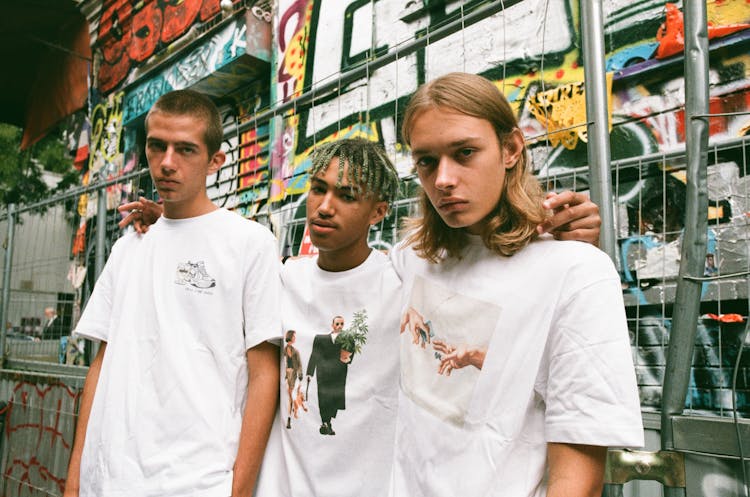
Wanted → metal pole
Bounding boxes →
[95,187,107,279]
[660,2,709,496]
[86,188,108,364]
[580,0,616,263]
[0,204,16,365]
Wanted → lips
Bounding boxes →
[309,219,337,234]
[156,179,179,190]
[437,197,469,212]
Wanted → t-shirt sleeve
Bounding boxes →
[73,236,130,342]
[242,228,282,350]
[537,251,644,448]
[388,241,409,281]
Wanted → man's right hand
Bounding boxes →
[117,197,163,234]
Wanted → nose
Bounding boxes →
[317,191,335,217]
[160,146,177,174]
[433,156,458,191]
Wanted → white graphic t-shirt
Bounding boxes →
[75,209,281,497]
[389,236,644,497]
[258,249,402,497]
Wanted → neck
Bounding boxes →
[163,195,217,219]
[317,244,372,272]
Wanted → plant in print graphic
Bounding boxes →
[335,309,368,363]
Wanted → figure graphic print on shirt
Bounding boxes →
[305,310,369,436]
[284,329,307,429]
[400,276,500,427]
[174,260,216,289]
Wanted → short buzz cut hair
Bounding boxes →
[145,89,223,156]
[309,138,400,204]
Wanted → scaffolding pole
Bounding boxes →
[0,204,15,365]
[660,1,709,496]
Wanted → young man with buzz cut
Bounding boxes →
[64,89,281,497]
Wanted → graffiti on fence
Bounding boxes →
[264,0,750,198]
[2,380,80,497]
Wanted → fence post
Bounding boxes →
[95,186,108,279]
[580,0,617,265]
[660,1,710,496]
[0,204,16,366]
[85,187,109,364]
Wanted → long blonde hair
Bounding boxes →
[401,72,546,262]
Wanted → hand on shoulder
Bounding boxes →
[537,191,601,246]
[117,197,163,234]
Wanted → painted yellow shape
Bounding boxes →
[708,0,750,26]
[526,73,613,150]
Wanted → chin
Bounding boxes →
[308,236,330,250]
[439,216,472,231]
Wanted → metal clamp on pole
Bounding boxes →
[603,449,686,497]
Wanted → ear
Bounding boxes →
[207,150,226,175]
[502,128,525,170]
[369,200,388,226]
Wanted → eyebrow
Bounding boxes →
[311,176,357,194]
[146,137,199,149]
[410,137,480,155]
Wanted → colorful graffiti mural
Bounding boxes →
[96,0,243,93]
[122,16,268,124]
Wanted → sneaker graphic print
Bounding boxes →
[175,261,216,289]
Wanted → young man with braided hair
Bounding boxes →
[254,138,403,497]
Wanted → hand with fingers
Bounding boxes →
[400,307,431,348]
[537,191,601,246]
[117,197,164,234]
[432,340,486,376]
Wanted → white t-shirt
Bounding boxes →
[257,250,402,497]
[75,208,281,497]
[389,236,643,497]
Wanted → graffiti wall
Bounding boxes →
[267,0,750,192]
[95,0,249,93]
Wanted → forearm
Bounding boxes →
[546,442,606,497]
[232,342,280,497]
[468,347,486,369]
[65,343,107,496]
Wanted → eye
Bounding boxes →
[457,148,475,160]
[341,192,357,202]
[146,141,166,153]
[310,184,326,195]
[179,146,197,155]
[414,156,437,169]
